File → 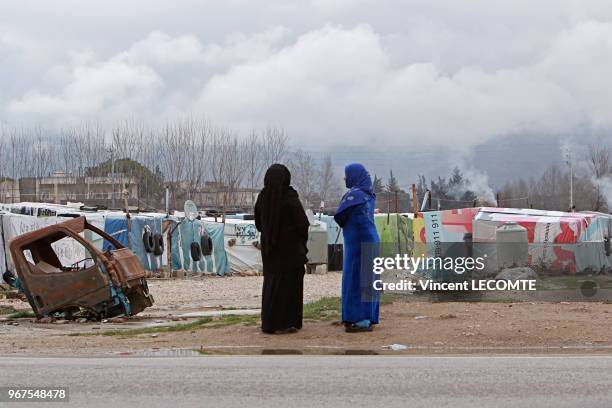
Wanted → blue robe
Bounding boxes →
[335,163,380,324]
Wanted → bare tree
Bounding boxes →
[261,126,288,168]
[0,126,7,178]
[30,126,54,178]
[244,130,265,205]
[8,128,30,178]
[158,122,188,209]
[586,144,611,211]
[182,117,210,200]
[288,149,317,207]
[111,119,144,160]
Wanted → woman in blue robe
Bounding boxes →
[334,163,380,332]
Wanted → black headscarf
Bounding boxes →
[256,164,294,255]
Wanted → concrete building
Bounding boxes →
[0,178,20,203]
[193,181,259,210]
[16,171,139,208]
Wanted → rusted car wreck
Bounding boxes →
[5,216,153,319]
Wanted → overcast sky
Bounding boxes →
[2,0,612,155]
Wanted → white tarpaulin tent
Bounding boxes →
[0,212,7,280]
[216,218,262,273]
[0,213,90,282]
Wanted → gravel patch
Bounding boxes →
[147,272,342,311]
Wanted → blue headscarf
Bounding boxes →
[334,163,375,225]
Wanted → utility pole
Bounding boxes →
[165,185,170,215]
[565,147,574,212]
[108,146,116,209]
[411,184,418,214]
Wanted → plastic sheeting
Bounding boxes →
[0,213,88,273]
[171,219,229,275]
[129,216,164,271]
[316,214,343,245]
[474,208,606,273]
[412,207,610,274]
[222,219,262,273]
[0,213,7,280]
[103,216,129,252]
[0,203,236,275]
[374,213,413,257]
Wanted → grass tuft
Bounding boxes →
[303,297,341,320]
[0,306,18,315]
[8,311,36,319]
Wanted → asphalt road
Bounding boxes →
[1,356,612,408]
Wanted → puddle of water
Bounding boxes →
[261,349,304,355]
[129,349,202,357]
[343,349,379,355]
[179,309,260,318]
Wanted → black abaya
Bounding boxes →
[255,164,309,333]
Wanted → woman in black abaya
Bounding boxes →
[255,164,310,334]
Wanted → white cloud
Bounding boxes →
[124,31,205,65]
[8,56,162,119]
[194,20,612,148]
[3,1,612,151]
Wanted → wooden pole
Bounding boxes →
[411,184,418,214]
[222,192,227,224]
[163,220,172,278]
[395,190,400,253]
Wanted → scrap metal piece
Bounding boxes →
[9,217,154,319]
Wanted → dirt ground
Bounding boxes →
[0,273,612,356]
[144,273,342,312]
[1,273,612,356]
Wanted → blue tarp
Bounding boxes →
[317,214,344,245]
[103,216,129,252]
[130,216,164,271]
[171,219,229,275]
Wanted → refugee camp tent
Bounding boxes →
[315,214,343,271]
[2,202,177,271]
[374,213,413,257]
[413,207,478,261]
[412,207,479,281]
[170,218,229,275]
[473,207,609,274]
[1,213,90,276]
[219,218,261,274]
[103,215,129,251]
[129,214,165,272]
[0,211,7,281]
[412,207,611,278]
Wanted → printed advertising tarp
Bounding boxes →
[473,208,607,273]
[413,207,611,275]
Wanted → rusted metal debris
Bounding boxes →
[5,216,153,320]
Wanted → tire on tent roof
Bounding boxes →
[153,233,164,256]
[190,242,202,262]
[200,233,213,257]
[143,230,155,253]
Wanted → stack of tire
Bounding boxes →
[189,234,213,261]
[143,229,164,256]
